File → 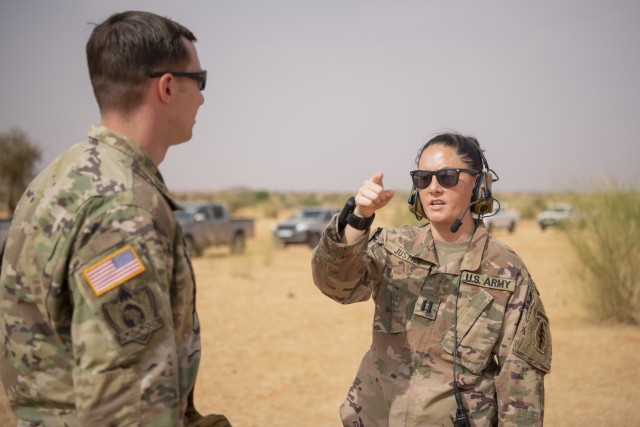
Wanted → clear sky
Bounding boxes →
[1,0,638,194]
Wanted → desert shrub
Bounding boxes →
[261,200,280,219]
[299,194,320,206]
[563,185,640,325]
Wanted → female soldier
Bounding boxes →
[311,132,551,426]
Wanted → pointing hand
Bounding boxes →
[354,172,395,218]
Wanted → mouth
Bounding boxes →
[429,199,445,206]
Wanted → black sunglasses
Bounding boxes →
[410,168,480,189]
[147,70,207,91]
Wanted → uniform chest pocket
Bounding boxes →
[372,257,427,334]
[440,289,501,374]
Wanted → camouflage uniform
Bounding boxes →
[312,216,552,427]
[0,125,212,426]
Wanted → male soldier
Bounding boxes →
[0,11,230,426]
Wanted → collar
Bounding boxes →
[404,220,489,273]
[87,124,181,211]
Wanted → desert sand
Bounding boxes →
[1,216,639,426]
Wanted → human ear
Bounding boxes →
[156,74,173,103]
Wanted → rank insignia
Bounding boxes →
[83,245,145,296]
[414,295,441,321]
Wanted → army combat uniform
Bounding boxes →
[311,216,552,426]
[0,125,221,426]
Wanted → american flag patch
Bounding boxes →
[83,245,146,296]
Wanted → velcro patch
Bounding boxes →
[513,289,552,373]
[83,245,145,296]
[461,271,515,292]
[102,287,163,345]
[386,243,430,269]
[414,295,441,321]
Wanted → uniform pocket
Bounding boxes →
[440,289,498,374]
[372,256,426,333]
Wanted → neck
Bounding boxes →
[101,109,168,166]
[431,219,475,243]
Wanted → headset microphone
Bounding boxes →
[450,199,481,233]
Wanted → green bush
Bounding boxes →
[563,185,640,325]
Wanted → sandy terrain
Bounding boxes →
[2,217,639,426]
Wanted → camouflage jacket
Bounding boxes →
[0,125,202,426]
[312,216,552,427]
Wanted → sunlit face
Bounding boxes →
[171,38,205,145]
[417,144,477,228]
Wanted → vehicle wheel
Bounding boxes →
[540,223,547,231]
[230,232,246,254]
[185,235,202,257]
[508,222,516,233]
[307,233,321,249]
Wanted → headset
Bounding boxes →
[408,137,499,223]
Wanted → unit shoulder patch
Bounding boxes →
[513,289,552,373]
[102,286,163,346]
[83,244,146,296]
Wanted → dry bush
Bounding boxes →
[564,186,640,325]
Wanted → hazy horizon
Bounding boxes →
[1,1,639,195]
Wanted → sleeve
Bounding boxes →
[495,274,552,426]
[311,214,384,304]
[68,201,187,426]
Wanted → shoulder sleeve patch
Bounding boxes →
[513,288,552,373]
[83,245,146,296]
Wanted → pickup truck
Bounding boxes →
[482,201,520,233]
[176,202,254,256]
[538,202,584,230]
[272,206,340,248]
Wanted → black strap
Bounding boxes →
[0,240,5,272]
[337,196,356,235]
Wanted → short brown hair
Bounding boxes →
[86,11,197,114]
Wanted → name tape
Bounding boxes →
[462,272,515,292]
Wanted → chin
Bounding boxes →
[426,210,452,225]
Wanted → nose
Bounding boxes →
[426,174,443,192]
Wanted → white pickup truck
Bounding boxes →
[537,202,584,230]
[482,201,520,233]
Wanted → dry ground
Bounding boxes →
[1,217,639,426]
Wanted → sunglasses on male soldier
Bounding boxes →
[147,70,207,91]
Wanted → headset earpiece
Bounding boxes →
[471,171,493,215]
[408,186,426,220]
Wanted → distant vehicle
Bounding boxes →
[538,203,584,230]
[483,201,520,233]
[0,218,11,252]
[273,206,340,248]
[176,202,254,256]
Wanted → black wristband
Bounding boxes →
[337,196,375,233]
[346,211,375,230]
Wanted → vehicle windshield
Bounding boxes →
[175,204,200,221]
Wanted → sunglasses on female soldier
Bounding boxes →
[147,70,207,91]
[410,168,479,189]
